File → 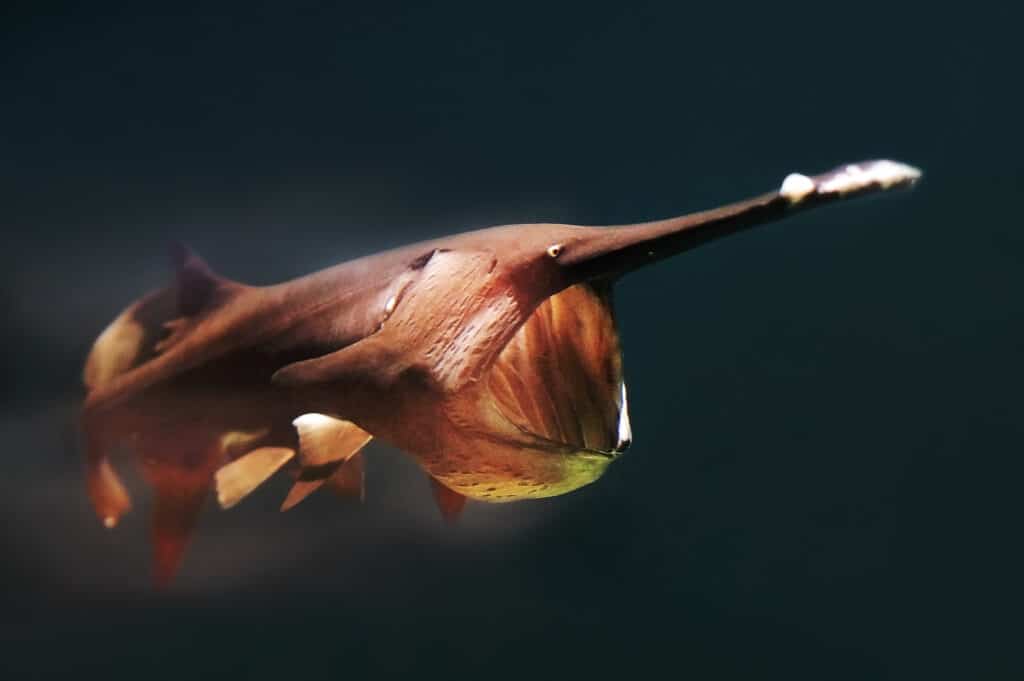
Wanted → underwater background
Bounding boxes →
[3,3,1022,679]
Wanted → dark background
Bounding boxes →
[3,3,1022,679]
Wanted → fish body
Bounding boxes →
[80,160,921,583]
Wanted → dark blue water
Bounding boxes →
[3,4,1022,679]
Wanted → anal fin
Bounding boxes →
[152,479,209,588]
[430,478,467,523]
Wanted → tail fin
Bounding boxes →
[85,443,132,528]
[82,285,178,391]
[83,245,240,391]
[82,246,242,531]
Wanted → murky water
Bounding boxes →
[4,5,1022,680]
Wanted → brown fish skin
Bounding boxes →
[80,160,920,579]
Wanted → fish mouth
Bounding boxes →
[484,282,631,461]
[507,413,630,461]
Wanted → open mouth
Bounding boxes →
[485,283,631,459]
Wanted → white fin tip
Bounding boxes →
[293,413,335,428]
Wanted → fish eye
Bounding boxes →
[546,243,564,258]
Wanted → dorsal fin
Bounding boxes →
[170,242,236,316]
[429,478,467,523]
[171,243,217,315]
[82,245,244,390]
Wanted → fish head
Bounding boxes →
[430,281,632,501]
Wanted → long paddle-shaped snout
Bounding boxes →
[560,159,921,283]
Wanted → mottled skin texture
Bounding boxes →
[80,160,919,583]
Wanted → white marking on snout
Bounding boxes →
[818,159,922,195]
[779,173,816,203]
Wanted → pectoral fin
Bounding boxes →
[280,475,331,511]
[326,451,365,502]
[280,451,367,510]
[280,414,372,510]
[293,414,372,467]
[215,446,295,509]
[271,333,402,389]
